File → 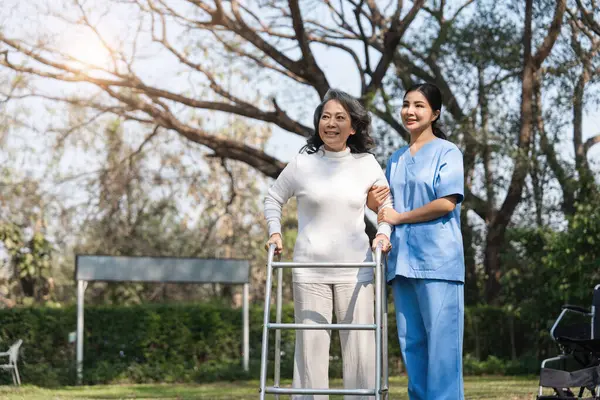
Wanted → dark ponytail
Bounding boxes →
[405,83,446,140]
[431,121,447,140]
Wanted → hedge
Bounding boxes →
[0,302,551,386]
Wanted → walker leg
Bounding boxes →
[375,247,382,400]
[382,255,389,399]
[259,246,387,398]
[274,267,283,400]
[259,246,276,400]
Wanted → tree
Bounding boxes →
[0,168,56,305]
[0,0,597,304]
[482,0,566,302]
[536,0,600,215]
[70,117,272,304]
[0,0,424,176]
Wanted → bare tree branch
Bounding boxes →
[365,0,425,96]
[354,0,373,76]
[584,134,600,155]
[127,125,161,162]
[494,0,567,229]
[287,0,330,97]
[99,84,287,178]
[575,0,600,36]
[219,158,237,213]
[533,0,567,69]
[1,33,313,137]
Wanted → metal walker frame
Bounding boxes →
[259,244,389,398]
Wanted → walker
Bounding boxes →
[259,243,389,399]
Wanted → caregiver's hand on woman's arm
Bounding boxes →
[367,185,390,212]
[378,195,459,225]
[377,208,402,225]
[265,233,283,255]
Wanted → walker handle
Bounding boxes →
[268,243,277,256]
[267,243,281,263]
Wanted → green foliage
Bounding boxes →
[463,354,540,376]
[0,306,76,387]
[0,223,55,304]
[541,201,600,301]
[506,198,600,308]
[14,232,54,299]
[66,119,270,306]
[497,198,600,365]
[0,303,292,386]
[0,223,23,257]
[0,301,550,387]
[448,1,522,71]
[465,305,520,361]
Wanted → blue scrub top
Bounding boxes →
[385,138,465,283]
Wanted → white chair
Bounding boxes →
[0,339,22,386]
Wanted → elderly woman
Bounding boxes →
[264,89,392,399]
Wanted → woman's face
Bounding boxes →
[318,100,355,152]
[401,91,439,134]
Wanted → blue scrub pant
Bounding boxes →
[391,276,464,400]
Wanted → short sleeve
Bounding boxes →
[384,157,392,183]
[434,147,464,204]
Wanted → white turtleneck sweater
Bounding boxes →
[264,147,392,283]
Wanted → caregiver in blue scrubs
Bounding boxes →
[368,83,465,400]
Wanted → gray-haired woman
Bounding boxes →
[264,89,392,399]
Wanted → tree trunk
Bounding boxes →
[572,65,597,203]
[462,212,479,305]
[484,226,504,304]
[483,0,567,303]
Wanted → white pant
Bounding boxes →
[292,282,376,400]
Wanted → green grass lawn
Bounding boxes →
[0,376,550,399]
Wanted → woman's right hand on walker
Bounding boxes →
[265,233,283,256]
[367,185,390,212]
[372,234,392,253]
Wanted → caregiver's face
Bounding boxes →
[318,100,355,152]
[401,90,439,134]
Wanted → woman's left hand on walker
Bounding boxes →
[378,208,403,225]
[372,234,391,252]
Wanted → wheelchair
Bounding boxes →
[537,284,600,399]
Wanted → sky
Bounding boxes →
[2,0,599,161]
[1,0,599,214]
